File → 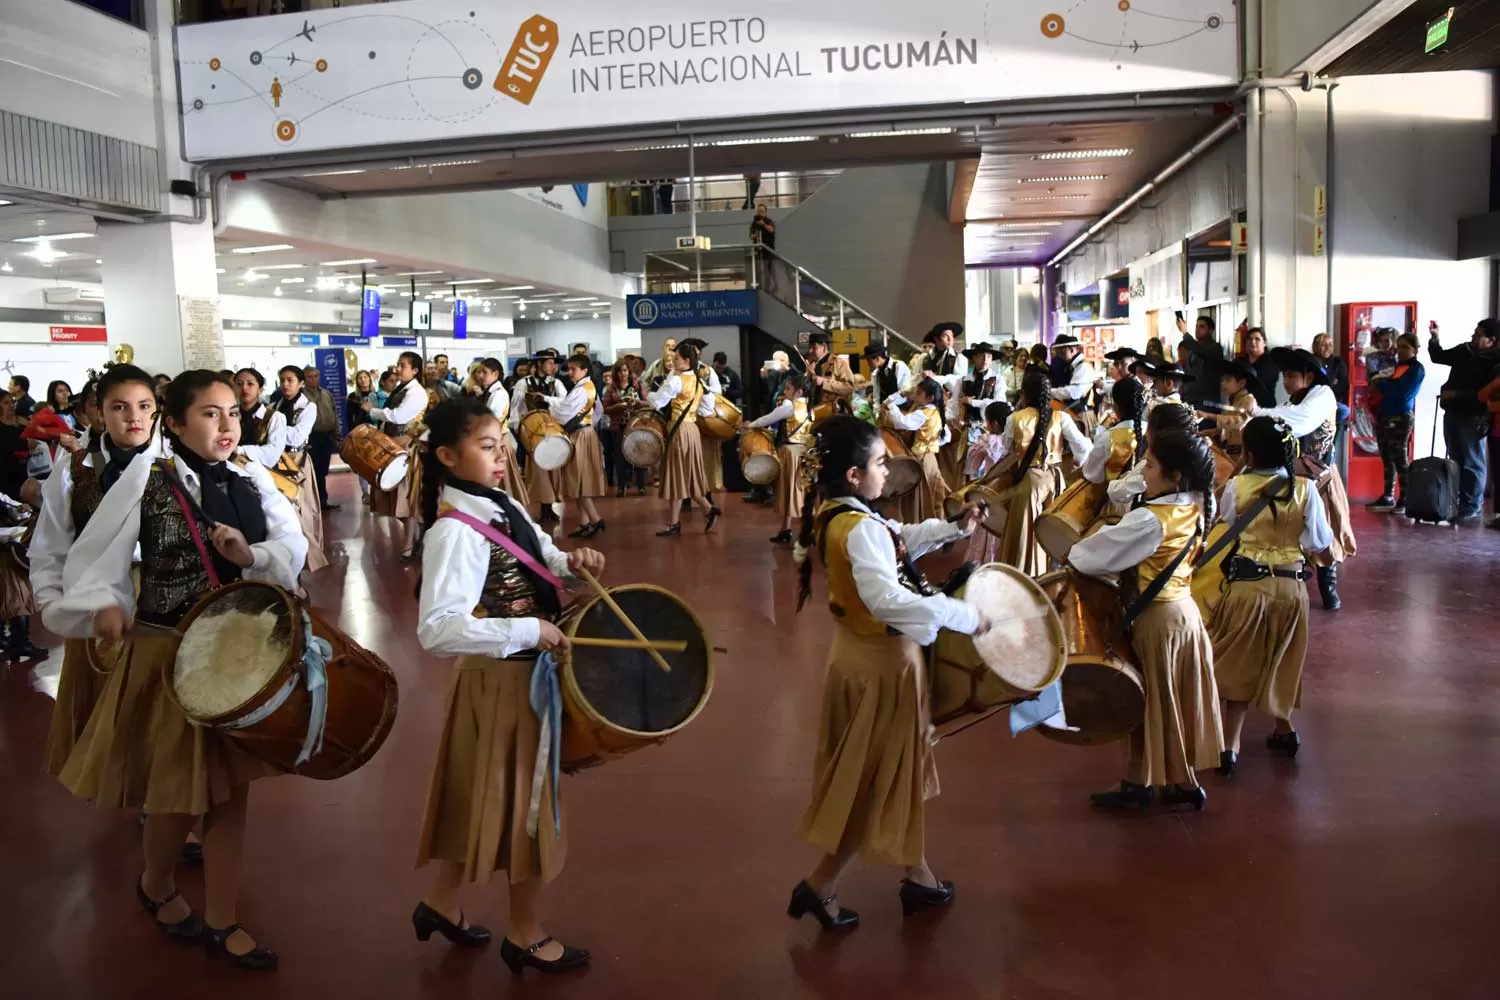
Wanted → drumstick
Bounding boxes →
[571,637,688,653]
[573,567,673,674]
[947,500,989,524]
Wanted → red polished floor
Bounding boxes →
[4,475,1500,999]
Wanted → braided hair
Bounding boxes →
[1111,376,1148,460]
[1146,400,1197,443]
[1241,415,1298,520]
[794,415,882,612]
[1015,366,1053,484]
[1148,428,1219,533]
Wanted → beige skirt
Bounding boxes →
[1126,597,1224,789]
[289,451,329,572]
[525,447,560,506]
[659,420,709,503]
[0,559,35,618]
[774,443,805,517]
[898,452,950,524]
[501,436,530,507]
[416,655,565,885]
[997,465,1063,577]
[937,432,968,492]
[702,434,724,493]
[1315,469,1357,565]
[394,442,426,520]
[798,626,936,867]
[559,426,607,500]
[43,638,100,778]
[58,631,282,814]
[1209,575,1308,721]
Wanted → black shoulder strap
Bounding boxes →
[663,377,702,447]
[1119,522,1201,633]
[1192,476,1289,570]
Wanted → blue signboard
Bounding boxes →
[315,348,349,437]
[361,287,381,341]
[328,335,369,346]
[288,334,320,346]
[383,335,418,348]
[453,298,468,340]
[626,290,758,329]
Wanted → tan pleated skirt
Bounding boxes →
[42,638,100,777]
[58,632,282,814]
[1315,469,1357,566]
[416,655,565,885]
[1209,576,1308,721]
[1126,597,1224,789]
[798,627,936,867]
[997,465,1063,577]
[559,426,607,500]
[702,434,724,493]
[0,559,35,618]
[501,436,530,507]
[659,421,709,503]
[289,451,329,572]
[394,442,425,520]
[898,452,950,524]
[774,443,804,517]
[937,433,968,491]
[526,448,560,506]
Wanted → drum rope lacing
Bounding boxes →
[219,617,331,768]
[527,651,563,837]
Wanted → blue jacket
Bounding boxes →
[1376,359,1424,419]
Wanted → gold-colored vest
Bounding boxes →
[910,405,944,456]
[1105,424,1138,479]
[1136,503,1200,602]
[1233,473,1310,567]
[1009,408,1065,468]
[787,398,812,446]
[669,370,699,424]
[571,380,596,428]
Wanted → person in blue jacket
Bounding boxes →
[1366,332,1425,513]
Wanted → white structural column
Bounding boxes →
[97,218,222,375]
[1256,84,1332,346]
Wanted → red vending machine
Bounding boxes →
[1339,300,1417,501]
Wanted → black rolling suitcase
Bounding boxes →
[1405,397,1459,525]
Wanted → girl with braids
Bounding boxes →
[745,373,811,545]
[993,366,1091,575]
[788,416,988,932]
[1069,428,1224,811]
[273,365,328,573]
[1076,376,1149,534]
[1106,401,1200,509]
[410,397,603,975]
[44,370,306,970]
[881,377,950,523]
[962,400,1013,565]
[32,364,162,771]
[1208,417,1333,777]
[644,341,721,537]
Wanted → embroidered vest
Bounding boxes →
[1233,474,1311,567]
[69,450,106,534]
[781,398,812,447]
[137,464,255,625]
[668,370,700,424]
[911,405,944,456]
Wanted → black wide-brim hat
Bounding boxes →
[1140,359,1195,383]
[1219,358,1264,392]
[1270,346,1331,386]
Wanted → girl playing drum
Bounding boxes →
[744,374,810,545]
[273,365,328,572]
[788,416,987,931]
[644,341,720,537]
[411,397,604,975]
[43,370,307,970]
[880,377,950,524]
[547,354,608,539]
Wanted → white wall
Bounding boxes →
[513,317,614,361]
[637,326,744,376]
[1262,0,1402,76]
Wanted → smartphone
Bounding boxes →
[1174,310,1185,323]
[1429,320,1438,335]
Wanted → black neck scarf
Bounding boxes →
[277,392,301,423]
[444,477,561,614]
[171,446,269,546]
[100,432,152,494]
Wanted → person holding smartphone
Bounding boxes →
[1428,319,1500,522]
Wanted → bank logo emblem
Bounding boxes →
[631,298,660,326]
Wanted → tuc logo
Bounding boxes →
[496,14,559,105]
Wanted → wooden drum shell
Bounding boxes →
[738,428,779,485]
[1035,476,1109,562]
[520,410,573,471]
[1032,569,1144,746]
[623,410,667,469]
[340,423,409,491]
[700,396,743,440]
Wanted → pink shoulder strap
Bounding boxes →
[438,508,565,590]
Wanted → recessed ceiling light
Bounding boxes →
[0,200,11,207]
[95,258,103,264]
[273,286,283,296]
[1034,148,1133,160]
[245,271,266,282]
[320,257,378,266]
[247,263,304,271]
[561,297,593,302]
[229,243,295,254]
[592,312,599,319]
[280,277,304,284]
[1018,174,1107,184]
[846,127,954,139]
[216,267,226,274]
[0,262,12,273]
[446,278,493,285]
[1009,194,1091,202]
[14,232,93,243]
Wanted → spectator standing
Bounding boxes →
[431,354,461,401]
[750,205,779,293]
[1180,314,1225,407]
[1240,327,1280,407]
[742,172,762,210]
[603,360,646,497]
[0,392,26,501]
[1312,333,1350,451]
[1428,318,1499,521]
[712,351,743,405]
[347,370,379,504]
[8,377,34,418]
[1365,333,1425,513]
[1145,337,1167,365]
[569,342,605,392]
[302,366,342,512]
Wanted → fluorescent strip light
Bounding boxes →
[14,232,93,243]
[319,257,378,266]
[846,127,954,139]
[498,285,534,292]
[302,169,367,177]
[229,243,295,254]
[246,263,304,271]
[397,270,444,276]
[561,297,594,302]
[216,267,226,274]
[280,277,305,284]
[389,159,481,171]
[618,142,689,152]
[1018,174,1107,184]
[1035,148,1133,160]
[446,278,493,285]
[709,135,817,147]
[1009,194,1090,202]
[0,200,12,206]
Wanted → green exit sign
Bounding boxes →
[1425,6,1454,54]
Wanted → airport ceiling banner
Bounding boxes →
[177,1,1239,161]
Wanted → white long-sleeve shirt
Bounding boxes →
[920,349,968,420]
[1069,492,1202,577]
[1082,424,1138,484]
[748,399,795,429]
[509,377,565,430]
[417,485,574,659]
[276,396,316,451]
[959,366,1003,419]
[42,454,307,638]
[1255,384,1336,439]
[1050,355,1100,403]
[696,366,723,417]
[831,496,979,644]
[237,404,289,468]
[546,382,594,425]
[483,382,510,425]
[860,359,913,408]
[1218,471,1334,555]
[1107,461,1147,507]
[646,372,691,411]
[885,400,952,447]
[368,379,428,428]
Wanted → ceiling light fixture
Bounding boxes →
[592,312,599,319]
[273,286,283,296]
[389,158,482,171]
[245,271,266,282]
[446,278,493,285]
[710,135,818,147]
[301,169,368,177]
[498,285,535,292]
[13,232,93,243]
[216,267,227,274]
[320,257,378,266]
[1034,148,1133,160]
[1009,194,1091,202]
[1018,174,1107,184]
[280,277,305,284]
[846,127,954,139]
[396,270,444,276]
[561,297,593,302]
[243,262,304,271]
[229,243,296,254]
[0,261,11,273]
[26,242,68,264]
[343,283,358,295]
[0,200,12,206]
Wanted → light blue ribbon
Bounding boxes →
[1009,679,1064,737]
[527,652,562,837]
[295,618,330,767]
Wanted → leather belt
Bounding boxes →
[1225,557,1308,583]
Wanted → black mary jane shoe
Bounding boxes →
[411,901,492,947]
[499,936,591,975]
[787,880,859,932]
[1160,784,1208,811]
[591,519,606,534]
[656,523,682,538]
[203,923,279,971]
[1266,730,1301,757]
[704,506,722,533]
[567,523,595,539]
[1218,750,1239,779]
[769,530,793,544]
[180,840,204,865]
[899,878,956,917]
[135,878,205,944]
[1089,781,1153,810]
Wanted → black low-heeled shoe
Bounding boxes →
[180,840,204,865]
[786,880,859,932]
[1161,784,1207,811]
[499,936,591,975]
[1089,781,1153,810]
[567,523,594,539]
[592,519,606,534]
[769,530,793,544]
[898,878,956,916]
[411,901,491,947]
[704,505,722,533]
[1266,730,1301,757]
[656,523,681,537]
[135,878,205,944]
[202,923,279,971]
[1218,750,1239,779]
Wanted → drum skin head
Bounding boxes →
[743,454,780,486]
[378,454,409,490]
[881,457,922,498]
[623,431,664,468]
[533,436,574,471]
